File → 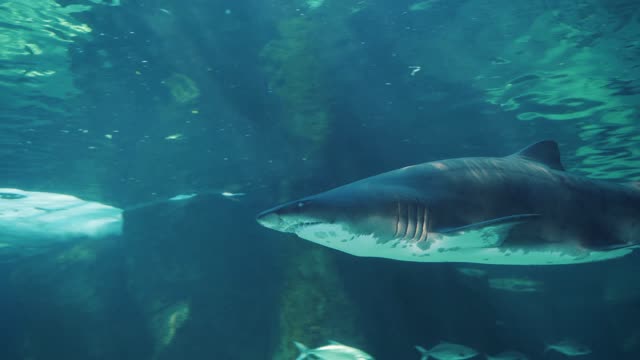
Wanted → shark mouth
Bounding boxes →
[284,221,323,233]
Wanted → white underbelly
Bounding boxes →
[358,242,633,265]
[295,225,634,265]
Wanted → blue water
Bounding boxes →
[1,0,639,359]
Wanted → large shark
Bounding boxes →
[256,141,640,265]
[0,188,122,248]
[0,188,205,257]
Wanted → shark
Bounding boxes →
[256,141,640,265]
[0,188,210,257]
[0,188,123,249]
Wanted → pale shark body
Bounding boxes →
[257,141,640,265]
[0,188,122,246]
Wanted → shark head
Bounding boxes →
[256,183,403,250]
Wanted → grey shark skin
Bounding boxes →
[257,141,640,265]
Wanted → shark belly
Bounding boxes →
[295,224,634,265]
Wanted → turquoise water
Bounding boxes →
[1,0,639,359]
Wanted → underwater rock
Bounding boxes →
[260,16,330,146]
[150,301,191,353]
[272,246,363,360]
[5,238,147,359]
[10,243,104,312]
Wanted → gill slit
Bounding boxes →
[394,202,401,237]
[404,203,413,239]
[419,206,429,242]
[408,203,418,240]
[401,202,410,239]
[413,204,422,241]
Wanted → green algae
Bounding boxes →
[164,73,200,104]
[260,5,370,356]
[261,16,330,145]
[272,245,362,360]
[151,301,191,356]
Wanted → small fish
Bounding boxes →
[490,57,511,65]
[294,340,374,360]
[409,65,422,76]
[165,133,184,141]
[545,340,591,356]
[416,342,478,360]
[221,191,245,198]
[169,194,197,201]
[485,350,528,360]
[488,277,543,293]
[456,267,487,278]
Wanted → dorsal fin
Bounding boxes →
[511,140,564,171]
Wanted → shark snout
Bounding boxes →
[256,210,283,230]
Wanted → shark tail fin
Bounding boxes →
[415,345,430,359]
[294,341,309,360]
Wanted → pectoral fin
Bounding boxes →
[438,214,540,249]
